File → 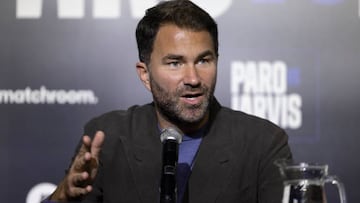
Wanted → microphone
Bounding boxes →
[159,127,182,203]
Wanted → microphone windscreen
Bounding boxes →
[160,127,182,144]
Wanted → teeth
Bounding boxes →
[185,94,200,98]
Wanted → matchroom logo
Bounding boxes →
[231,60,302,130]
[0,86,99,105]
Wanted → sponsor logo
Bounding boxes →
[26,182,56,203]
[253,0,344,4]
[0,86,99,105]
[16,0,233,19]
[231,60,302,130]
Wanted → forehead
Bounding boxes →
[152,24,215,56]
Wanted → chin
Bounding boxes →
[179,111,207,124]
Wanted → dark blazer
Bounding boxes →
[78,99,292,203]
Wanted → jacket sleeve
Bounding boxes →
[258,128,292,203]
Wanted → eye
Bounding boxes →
[197,57,213,65]
[167,61,182,67]
[198,58,209,64]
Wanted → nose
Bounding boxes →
[183,65,200,87]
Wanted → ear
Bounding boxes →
[136,62,151,91]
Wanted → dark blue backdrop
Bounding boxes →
[1,0,359,202]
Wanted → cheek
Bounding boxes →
[151,71,181,90]
[200,69,217,85]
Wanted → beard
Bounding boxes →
[149,76,215,126]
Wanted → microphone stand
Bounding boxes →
[159,127,182,203]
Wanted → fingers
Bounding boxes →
[72,131,105,172]
[56,131,105,200]
[80,131,105,158]
[72,171,89,186]
[72,152,90,172]
[91,131,105,159]
[65,170,94,198]
[67,186,91,198]
[82,135,92,147]
[75,136,92,165]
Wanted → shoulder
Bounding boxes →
[213,105,289,149]
[83,103,156,137]
[208,98,286,139]
[218,105,283,132]
[91,103,154,122]
[214,105,291,161]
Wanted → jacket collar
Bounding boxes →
[188,98,237,202]
[122,99,239,202]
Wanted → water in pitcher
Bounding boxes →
[283,181,325,203]
[276,159,347,203]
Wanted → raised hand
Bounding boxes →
[49,131,105,201]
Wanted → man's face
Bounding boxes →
[147,24,217,127]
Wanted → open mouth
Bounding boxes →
[183,93,202,99]
[181,92,204,105]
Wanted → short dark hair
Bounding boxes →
[135,0,218,65]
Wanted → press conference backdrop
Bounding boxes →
[1,0,359,202]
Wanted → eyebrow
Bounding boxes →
[196,50,216,61]
[162,50,216,63]
[162,54,184,62]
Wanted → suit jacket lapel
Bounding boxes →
[132,133,162,202]
[119,104,162,202]
[188,120,235,202]
[188,100,239,202]
[119,100,241,202]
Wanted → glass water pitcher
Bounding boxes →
[276,160,347,203]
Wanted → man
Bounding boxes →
[47,0,292,202]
